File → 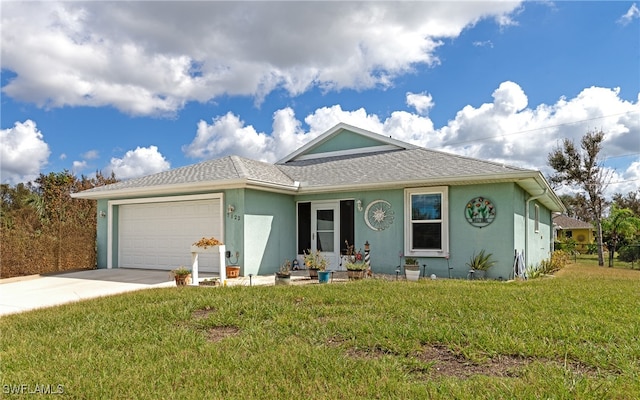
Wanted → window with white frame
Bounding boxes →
[404,187,449,257]
[534,204,540,233]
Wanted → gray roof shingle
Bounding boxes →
[78,155,295,195]
[278,147,531,188]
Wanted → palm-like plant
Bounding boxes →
[466,250,496,271]
[602,206,640,267]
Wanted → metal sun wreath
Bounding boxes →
[364,200,394,231]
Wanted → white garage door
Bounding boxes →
[118,198,222,272]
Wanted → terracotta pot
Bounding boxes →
[308,268,319,279]
[226,266,240,279]
[174,274,192,286]
[347,269,365,280]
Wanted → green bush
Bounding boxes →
[618,242,640,263]
[530,250,570,278]
[586,243,598,254]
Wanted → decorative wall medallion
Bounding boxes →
[465,197,496,228]
[365,200,394,231]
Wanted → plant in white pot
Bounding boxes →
[404,257,420,281]
[275,259,292,285]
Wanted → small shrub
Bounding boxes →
[586,243,598,255]
[529,250,570,278]
[618,242,640,263]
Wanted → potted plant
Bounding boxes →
[466,250,496,279]
[171,266,192,286]
[275,259,292,285]
[404,257,420,281]
[345,261,367,280]
[343,240,368,280]
[303,249,328,280]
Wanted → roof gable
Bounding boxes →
[276,122,416,164]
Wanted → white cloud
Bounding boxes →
[618,3,640,25]
[183,113,277,162]
[183,81,638,200]
[612,159,640,195]
[472,40,494,48]
[105,146,170,179]
[0,120,50,184]
[72,160,88,173]
[1,1,523,116]
[406,92,435,116]
[82,150,99,160]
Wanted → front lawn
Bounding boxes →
[1,263,639,399]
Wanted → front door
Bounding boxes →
[311,202,340,270]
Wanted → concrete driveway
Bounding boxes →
[0,269,341,317]
[0,269,179,317]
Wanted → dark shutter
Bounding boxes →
[340,200,355,255]
[297,202,311,254]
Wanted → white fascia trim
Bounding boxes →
[292,145,401,161]
[73,179,299,200]
[295,172,542,194]
[107,193,224,269]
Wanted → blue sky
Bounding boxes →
[1,1,639,198]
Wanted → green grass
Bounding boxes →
[574,252,637,270]
[1,263,639,399]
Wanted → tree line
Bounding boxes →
[1,171,117,278]
[548,129,640,267]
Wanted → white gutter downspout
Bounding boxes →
[525,189,547,268]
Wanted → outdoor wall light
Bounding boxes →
[356,199,363,212]
[99,211,106,218]
[227,204,235,215]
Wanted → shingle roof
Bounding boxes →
[278,147,530,188]
[553,215,593,229]
[77,155,295,195]
[73,124,562,214]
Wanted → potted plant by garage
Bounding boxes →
[171,266,192,286]
[404,257,420,281]
[466,250,496,279]
[275,259,292,286]
[304,249,329,282]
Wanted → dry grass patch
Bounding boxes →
[415,345,600,379]
[204,326,240,342]
[191,306,216,319]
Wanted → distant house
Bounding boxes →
[73,123,565,279]
[553,214,594,252]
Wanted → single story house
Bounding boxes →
[553,214,594,253]
[73,123,565,279]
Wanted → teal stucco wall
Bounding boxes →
[448,184,516,280]
[96,199,109,269]
[306,130,387,155]
[94,182,555,279]
[243,189,296,276]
